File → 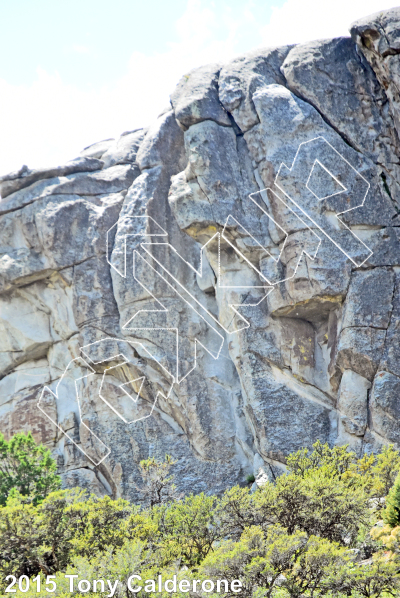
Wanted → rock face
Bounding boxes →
[1,8,400,500]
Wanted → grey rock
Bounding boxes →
[281,37,400,179]
[0,359,49,401]
[169,171,214,232]
[336,326,386,381]
[0,165,133,216]
[267,234,353,318]
[80,138,115,159]
[183,119,256,225]
[338,370,371,436]
[361,227,400,267]
[62,468,111,496]
[380,272,400,377]
[137,110,186,172]
[102,129,147,169]
[341,268,394,329]
[351,8,400,140]
[219,46,291,131]
[47,164,137,196]
[2,6,400,502]
[0,157,104,200]
[170,63,231,128]
[370,371,400,443]
[244,365,334,463]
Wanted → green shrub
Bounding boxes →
[0,431,61,506]
[3,441,400,597]
[383,471,400,527]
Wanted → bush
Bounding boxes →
[201,526,349,598]
[3,441,400,597]
[0,431,61,506]
[383,471,400,527]
[137,454,179,507]
[0,488,87,581]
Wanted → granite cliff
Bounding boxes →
[1,7,400,500]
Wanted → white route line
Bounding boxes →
[124,250,226,383]
[80,338,174,414]
[274,136,373,267]
[126,238,275,382]
[38,135,374,465]
[107,215,168,278]
[306,159,347,201]
[38,357,110,466]
[225,190,322,286]
[139,196,319,293]
[219,216,273,287]
[98,366,150,424]
[120,376,146,401]
[38,338,174,464]
[139,241,272,328]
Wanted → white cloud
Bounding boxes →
[0,0,242,176]
[1,0,398,177]
[260,0,400,47]
[71,44,91,55]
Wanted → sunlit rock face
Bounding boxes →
[1,7,400,500]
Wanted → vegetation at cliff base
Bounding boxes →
[1,435,400,597]
[0,431,61,507]
[383,472,400,528]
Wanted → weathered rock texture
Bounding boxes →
[1,8,400,500]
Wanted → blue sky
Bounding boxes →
[0,0,399,176]
[0,0,283,89]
